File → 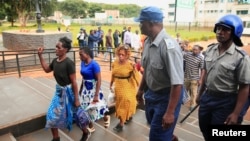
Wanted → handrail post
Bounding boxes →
[48,52,51,63]
[109,49,112,71]
[34,49,37,64]
[73,50,76,63]
[1,52,6,73]
[16,54,21,78]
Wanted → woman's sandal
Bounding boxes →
[87,127,96,133]
[104,115,110,128]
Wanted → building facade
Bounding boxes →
[165,0,250,28]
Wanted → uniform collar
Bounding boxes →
[214,42,236,55]
[149,29,165,47]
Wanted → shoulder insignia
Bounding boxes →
[164,39,175,49]
[207,43,218,48]
[235,47,247,56]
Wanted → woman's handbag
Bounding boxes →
[74,107,91,130]
[107,90,115,106]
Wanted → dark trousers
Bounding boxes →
[98,40,103,53]
[144,88,182,141]
[198,91,246,141]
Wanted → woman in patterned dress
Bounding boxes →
[38,37,90,141]
[110,45,140,132]
[79,47,110,131]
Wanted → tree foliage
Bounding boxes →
[57,1,141,18]
[57,0,88,18]
[0,0,142,27]
[0,0,57,27]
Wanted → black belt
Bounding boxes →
[206,89,236,98]
[114,75,131,79]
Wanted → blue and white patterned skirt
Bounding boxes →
[79,79,109,121]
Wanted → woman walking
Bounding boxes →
[110,45,140,132]
[38,37,90,141]
[79,47,110,131]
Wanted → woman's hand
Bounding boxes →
[74,100,80,107]
[136,89,144,104]
[92,95,99,103]
[37,47,44,55]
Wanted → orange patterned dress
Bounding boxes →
[111,60,140,123]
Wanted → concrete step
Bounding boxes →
[0,133,16,141]
[17,129,74,141]
[0,77,50,137]
[62,123,125,141]
[133,109,204,141]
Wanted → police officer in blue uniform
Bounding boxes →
[196,14,250,141]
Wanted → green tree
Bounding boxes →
[0,0,56,27]
[58,0,88,18]
[87,3,102,18]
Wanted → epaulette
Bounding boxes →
[235,47,247,56]
[207,43,218,48]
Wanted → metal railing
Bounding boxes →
[0,47,141,78]
[0,49,77,77]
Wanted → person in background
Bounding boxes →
[77,28,85,48]
[110,45,140,132]
[79,47,110,132]
[88,29,99,59]
[103,29,113,61]
[135,6,183,141]
[123,26,132,47]
[121,26,127,44]
[83,29,88,47]
[96,26,104,55]
[184,45,204,111]
[113,29,120,48]
[196,14,250,141]
[175,33,181,44]
[37,37,90,141]
[131,30,142,58]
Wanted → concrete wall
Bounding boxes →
[2,31,72,50]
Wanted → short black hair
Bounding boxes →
[80,47,93,59]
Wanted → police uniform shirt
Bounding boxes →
[141,29,184,91]
[204,43,250,93]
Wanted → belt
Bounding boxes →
[206,89,236,98]
[114,75,131,79]
[114,72,132,79]
[151,87,171,94]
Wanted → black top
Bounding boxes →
[49,57,75,86]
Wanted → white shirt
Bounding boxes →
[123,31,132,44]
[131,33,141,50]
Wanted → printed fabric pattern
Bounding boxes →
[45,84,74,131]
[79,79,109,121]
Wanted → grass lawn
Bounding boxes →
[0,22,216,47]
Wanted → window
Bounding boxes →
[238,0,250,4]
[169,4,175,8]
[168,12,175,16]
[236,10,248,15]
